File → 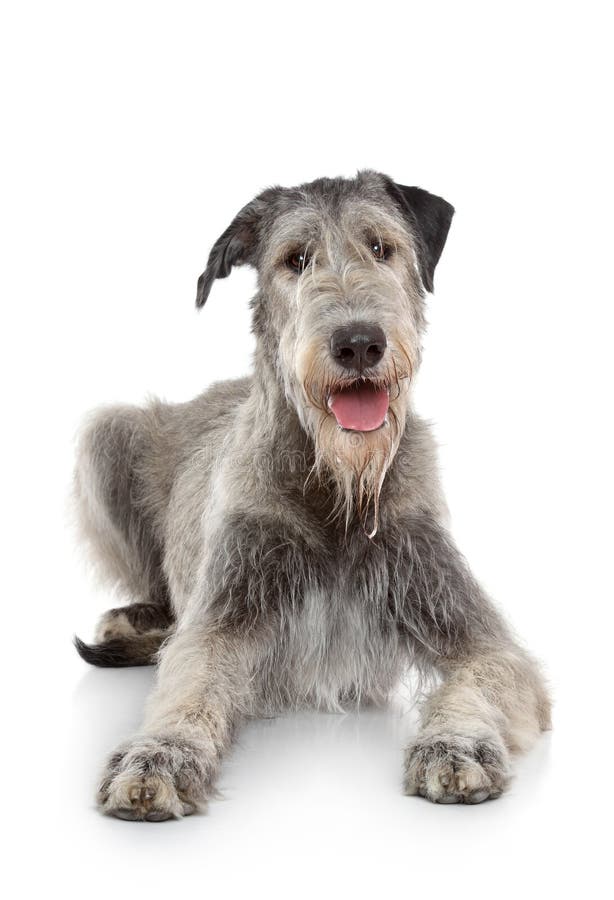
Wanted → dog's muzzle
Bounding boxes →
[328,322,389,432]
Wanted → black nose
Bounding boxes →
[330,322,387,372]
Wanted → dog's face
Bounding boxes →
[197,171,453,533]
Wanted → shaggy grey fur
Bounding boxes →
[74,170,551,820]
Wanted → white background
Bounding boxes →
[1,1,612,897]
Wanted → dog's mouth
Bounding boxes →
[327,380,390,432]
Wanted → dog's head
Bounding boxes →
[196,170,453,533]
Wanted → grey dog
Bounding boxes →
[74,170,551,820]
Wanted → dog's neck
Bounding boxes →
[247,347,315,456]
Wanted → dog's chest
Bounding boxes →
[283,547,405,709]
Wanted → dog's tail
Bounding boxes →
[73,631,169,667]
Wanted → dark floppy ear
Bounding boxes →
[196,193,272,308]
[384,181,454,293]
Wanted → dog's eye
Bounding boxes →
[371,241,391,261]
[287,250,311,273]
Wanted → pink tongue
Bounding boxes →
[329,383,389,431]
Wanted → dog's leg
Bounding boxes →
[399,516,551,804]
[74,405,175,665]
[96,511,321,820]
[97,625,260,820]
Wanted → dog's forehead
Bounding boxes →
[262,174,402,244]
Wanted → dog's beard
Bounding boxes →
[313,404,405,537]
[300,366,411,537]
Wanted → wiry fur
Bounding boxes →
[74,170,551,820]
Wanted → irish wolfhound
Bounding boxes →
[74,170,551,820]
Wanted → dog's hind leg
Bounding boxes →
[73,404,174,666]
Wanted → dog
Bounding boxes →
[74,170,551,820]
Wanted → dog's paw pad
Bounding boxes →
[404,734,510,804]
[101,773,184,821]
[97,735,209,822]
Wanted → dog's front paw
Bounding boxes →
[97,735,211,821]
[404,733,510,804]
